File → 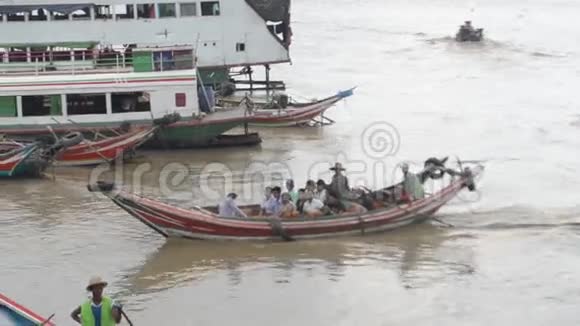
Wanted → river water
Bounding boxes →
[2,0,580,324]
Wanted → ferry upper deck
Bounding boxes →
[0,0,292,68]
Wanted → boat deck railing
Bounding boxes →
[0,49,194,77]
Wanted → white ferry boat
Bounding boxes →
[0,1,291,70]
[0,42,252,148]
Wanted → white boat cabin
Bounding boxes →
[0,44,199,128]
[0,0,291,69]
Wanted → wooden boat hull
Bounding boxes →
[91,165,481,241]
[0,144,48,178]
[249,88,354,127]
[1,128,155,167]
[54,128,155,166]
[0,293,54,326]
[0,110,251,149]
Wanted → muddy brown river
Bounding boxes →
[2,0,580,324]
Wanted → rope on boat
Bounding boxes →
[268,217,294,241]
[357,215,366,235]
[39,313,55,325]
[432,217,454,228]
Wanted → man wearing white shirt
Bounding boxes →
[302,191,327,218]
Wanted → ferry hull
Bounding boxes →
[0,115,250,149]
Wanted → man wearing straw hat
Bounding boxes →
[328,162,350,200]
[70,276,122,326]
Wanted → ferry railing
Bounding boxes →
[0,50,194,76]
[0,50,134,76]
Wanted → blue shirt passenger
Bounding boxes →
[263,186,283,216]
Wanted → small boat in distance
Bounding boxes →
[0,292,55,326]
[455,21,484,42]
[88,159,483,241]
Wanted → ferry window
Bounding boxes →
[66,94,107,115]
[29,9,48,21]
[7,13,25,22]
[71,7,91,20]
[236,43,245,52]
[116,5,135,19]
[0,96,17,117]
[180,3,196,17]
[51,11,69,21]
[7,49,27,63]
[153,51,175,71]
[137,4,156,19]
[175,93,186,107]
[201,1,220,16]
[95,5,113,19]
[158,3,176,18]
[174,50,194,69]
[22,95,62,117]
[112,92,151,113]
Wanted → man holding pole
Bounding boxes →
[70,276,124,326]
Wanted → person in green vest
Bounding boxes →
[70,276,122,326]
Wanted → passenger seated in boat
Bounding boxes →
[285,179,299,204]
[263,186,283,216]
[315,179,328,203]
[278,193,299,218]
[401,163,425,202]
[303,191,330,218]
[218,193,248,218]
[296,188,307,214]
[340,201,368,215]
[464,21,474,33]
[305,179,316,193]
[260,186,273,215]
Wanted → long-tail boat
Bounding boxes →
[53,127,156,166]
[0,113,179,167]
[88,159,483,241]
[0,128,153,167]
[0,142,53,178]
[220,88,355,127]
[0,292,55,326]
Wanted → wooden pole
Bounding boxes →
[248,66,253,94]
[265,64,270,99]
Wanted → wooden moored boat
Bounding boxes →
[0,292,55,326]
[1,127,155,167]
[0,113,179,167]
[236,88,355,127]
[53,127,156,166]
[0,142,51,178]
[88,161,483,241]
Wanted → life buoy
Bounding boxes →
[58,132,84,148]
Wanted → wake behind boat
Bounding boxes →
[88,158,483,241]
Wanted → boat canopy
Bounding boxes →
[245,0,289,22]
[0,3,94,15]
